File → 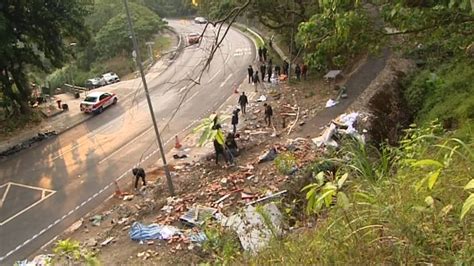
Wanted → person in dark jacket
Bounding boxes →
[258,47,263,61]
[231,109,240,135]
[132,167,146,189]
[295,64,301,80]
[262,46,268,61]
[252,71,260,92]
[247,65,253,83]
[283,60,289,75]
[225,132,239,157]
[260,64,266,82]
[263,103,273,127]
[275,65,281,77]
[238,92,248,114]
[267,64,272,82]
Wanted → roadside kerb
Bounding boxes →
[233,23,289,62]
[0,32,184,156]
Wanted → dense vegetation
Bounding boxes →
[46,0,168,92]
[0,0,195,120]
[192,0,474,264]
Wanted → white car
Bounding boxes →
[85,77,106,89]
[80,91,118,114]
[102,72,120,84]
[194,17,207,24]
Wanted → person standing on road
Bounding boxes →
[252,71,260,92]
[295,64,301,80]
[238,92,248,114]
[258,47,263,61]
[263,103,273,127]
[302,63,308,80]
[283,60,289,75]
[267,64,272,83]
[262,46,268,61]
[132,167,146,190]
[231,109,240,135]
[275,65,281,77]
[247,65,253,83]
[212,124,229,166]
[260,63,266,82]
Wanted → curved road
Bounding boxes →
[0,20,254,264]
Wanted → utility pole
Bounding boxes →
[123,0,175,196]
[288,0,295,83]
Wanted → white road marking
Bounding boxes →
[219,73,233,88]
[50,140,89,161]
[98,127,154,165]
[208,70,221,83]
[185,91,200,104]
[0,183,11,208]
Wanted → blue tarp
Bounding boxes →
[129,222,166,241]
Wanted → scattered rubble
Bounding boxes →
[222,202,283,253]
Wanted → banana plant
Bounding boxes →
[302,171,350,214]
[193,114,229,147]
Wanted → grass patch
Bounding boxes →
[238,124,474,264]
[0,111,43,139]
[404,59,474,139]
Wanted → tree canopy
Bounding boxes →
[94,2,167,59]
[0,0,90,114]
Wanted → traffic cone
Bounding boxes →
[114,180,122,198]
[174,135,182,149]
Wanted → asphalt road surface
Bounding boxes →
[0,19,254,264]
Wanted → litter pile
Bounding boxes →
[312,112,367,148]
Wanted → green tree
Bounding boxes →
[297,1,375,71]
[94,2,166,59]
[383,0,474,58]
[0,0,90,114]
[140,0,197,17]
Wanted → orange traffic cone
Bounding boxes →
[114,180,123,198]
[174,135,182,149]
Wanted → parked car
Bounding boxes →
[80,91,117,114]
[188,33,201,45]
[194,17,207,24]
[102,72,120,84]
[85,77,106,89]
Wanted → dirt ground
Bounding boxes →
[31,52,379,264]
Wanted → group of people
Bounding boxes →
[212,115,239,166]
[247,61,308,92]
[247,59,282,92]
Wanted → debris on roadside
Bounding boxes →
[90,215,104,227]
[100,236,115,247]
[312,112,366,148]
[129,222,181,241]
[180,206,219,227]
[222,202,283,253]
[325,99,338,108]
[16,254,54,266]
[258,147,278,163]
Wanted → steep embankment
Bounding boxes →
[237,57,474,264]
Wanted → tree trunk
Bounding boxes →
[10,65,31,115]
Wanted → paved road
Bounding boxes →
[0,20,254,264]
